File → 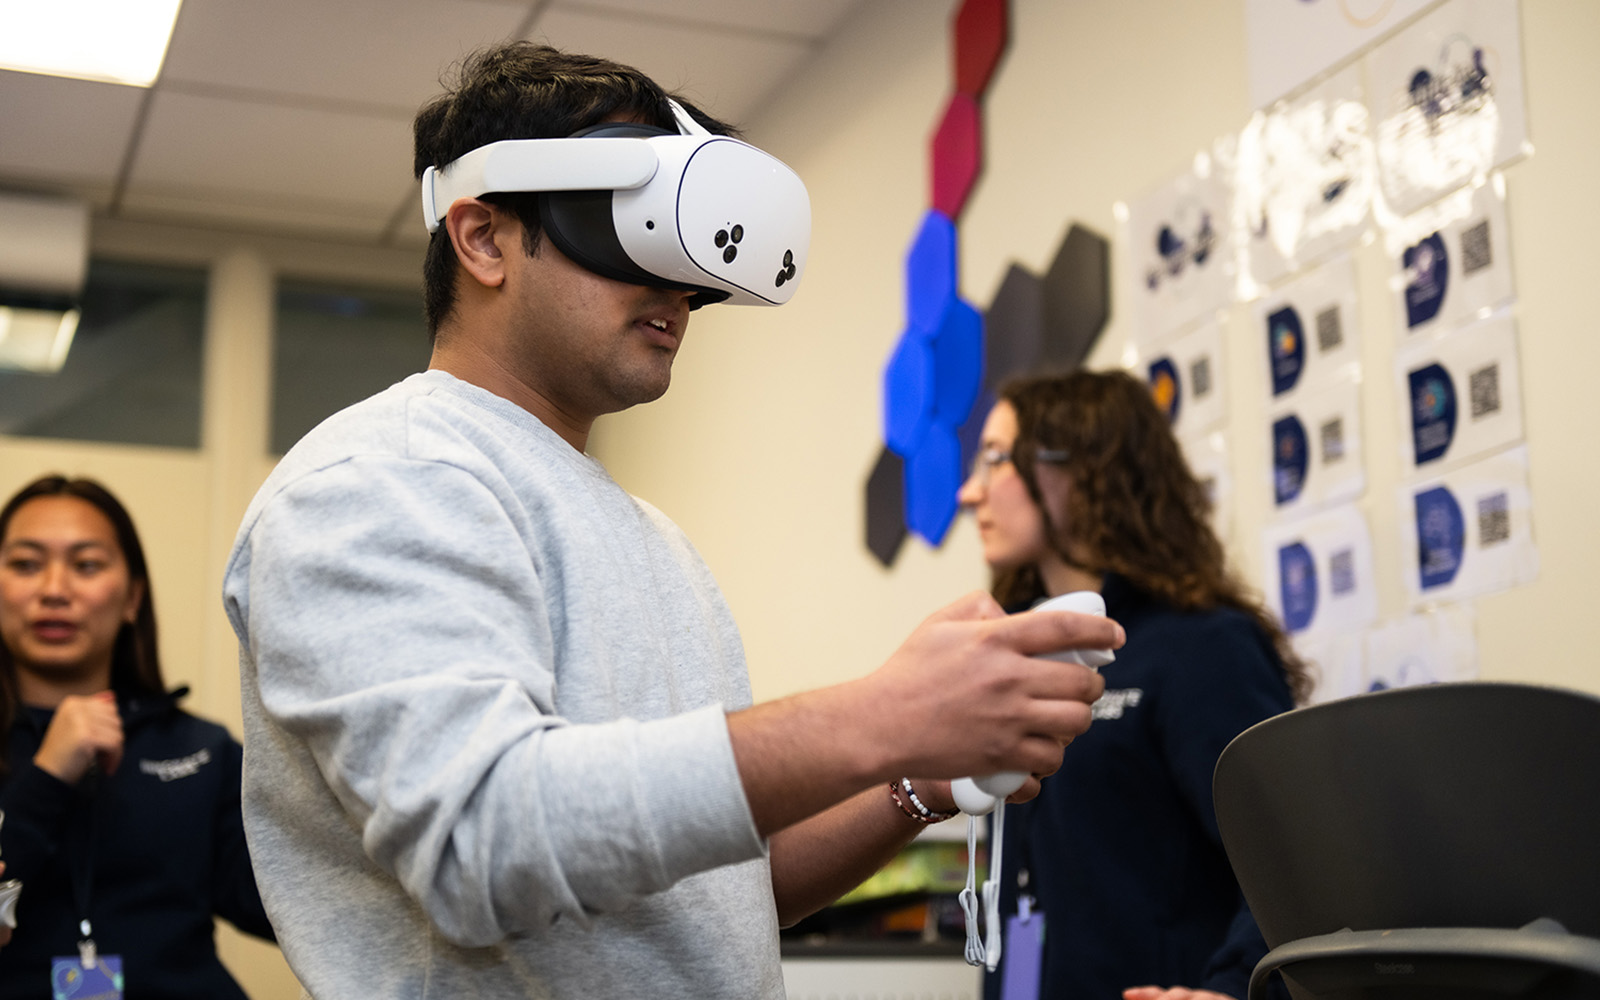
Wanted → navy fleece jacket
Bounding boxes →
[0,687,273,999]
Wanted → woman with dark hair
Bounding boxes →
[960,370,1308,1000]
[0,475,273,998]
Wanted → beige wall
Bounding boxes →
[3,2,1595,996]
[596,0,1600,702]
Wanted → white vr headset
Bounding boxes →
[421,100,809,308]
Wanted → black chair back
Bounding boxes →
[1213,682,1600,1000]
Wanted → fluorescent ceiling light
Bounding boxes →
[0,306,80,373]
[0,0,183,88]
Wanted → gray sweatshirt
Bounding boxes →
[223,370,782,998]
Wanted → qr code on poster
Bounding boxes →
[1461,219,1492,275]
[1320,417,1345,463]
[1315,306,1343,352]
[1478,491,1511,546]
[1329,548,1356,595]
[1190,356,1212,398]
[1470,363,1501,419]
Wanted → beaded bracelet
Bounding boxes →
[889,777,959,824]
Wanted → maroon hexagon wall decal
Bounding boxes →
[954,0,1008,97]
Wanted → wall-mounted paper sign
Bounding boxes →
[1124,158,1234,347]
[1294,629,1366,705]
[1246,0,1435,110]
[1178,429,1234,544]
[1390,181,1514,337]
[1364,604,1479,691]
[1262,504,1379,638]
[1396,311,1524,473]
[1234,65,1374,289]
[1368,0,1529,217]
[1256,254,1362,403]
[1270,373,1365,516]
[1144,320,1227,438]
[1400,444,1538,607]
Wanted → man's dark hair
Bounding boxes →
[413,42,736,337]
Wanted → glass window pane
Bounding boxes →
[271,280,430,455]
[0,259,206,449]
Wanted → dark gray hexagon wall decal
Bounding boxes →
[1038,223,1110,373]
[865,446,908,567]
[982,263,1044,393]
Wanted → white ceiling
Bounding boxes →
[0,0,869,250]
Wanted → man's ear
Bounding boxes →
[444,199,508,289]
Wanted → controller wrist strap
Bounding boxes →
[958,803,1007,971]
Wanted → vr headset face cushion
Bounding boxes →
[537,120,730,309]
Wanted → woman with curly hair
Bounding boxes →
[960,369,1309,1000]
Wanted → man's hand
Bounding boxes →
[854,590,1118,787]
[728,590,1119,838]
[33,690,124,784]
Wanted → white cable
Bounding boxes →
[959,814,984,966]
[983,802,1006,972]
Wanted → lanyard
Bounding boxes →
[67,761,104,968]
[1013,797,1035,907]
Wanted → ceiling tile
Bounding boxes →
[0,71,144,192]
[161,0,532,112]
[1,0,873,243]
[116,187,393,240]
[128,91,414,215]
[528,7,814,125]
[552,0,864,40]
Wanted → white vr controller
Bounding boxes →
[950,590,1115,816]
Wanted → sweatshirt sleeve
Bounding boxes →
[227,455,763,947]
[207,733,276,941]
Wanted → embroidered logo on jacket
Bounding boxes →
[139,748,212,782]
[1093,688,1144,720]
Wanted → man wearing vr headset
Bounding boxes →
[223,42,1119,998]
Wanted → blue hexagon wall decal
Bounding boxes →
[904,425,962,546]
[931,294,983,424]
[905,210,958,330]
[882,325,935,456]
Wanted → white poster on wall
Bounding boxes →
[1390,180,1514,337]
[1256,254,1362,403]
[1270,373,1365,515]
[1144,320,1227,438]
[1234,64,1374,289]
[1262,504,1379,638]
[1124,157,1234,348]
[1295,628,1366,705]
[1368,0,1529,217]
[1179,429,1234,544]
[1245,0,1435,110]
[1365,604,1480,690]
[1400,444,1538,607]
[1396,311,1524,474]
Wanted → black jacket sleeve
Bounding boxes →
[0,759,76,887]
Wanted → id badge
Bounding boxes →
[998,907,1044,1000]
[51,955,124,1000]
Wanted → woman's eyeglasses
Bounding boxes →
[966,446,1069,487]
